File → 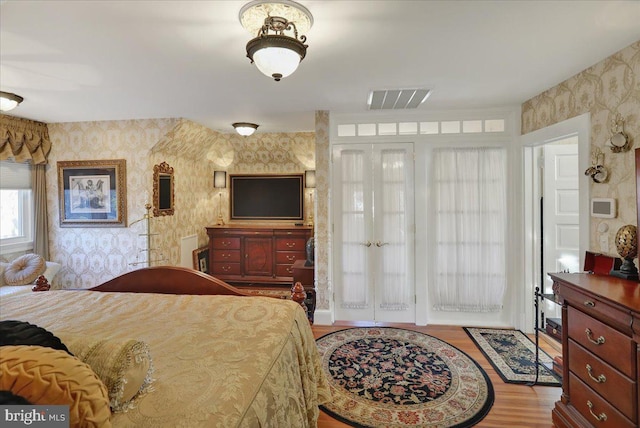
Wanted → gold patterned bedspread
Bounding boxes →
[0,291,331,427]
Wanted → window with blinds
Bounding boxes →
[0,160,33,251]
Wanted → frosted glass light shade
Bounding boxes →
[0,91,24,112]
[246,33,307,81]
[305,170,316,188]
[213,171,227,188]
[232,122,259,136]
[253,46,301,80]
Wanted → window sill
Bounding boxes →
[0,241,34,257]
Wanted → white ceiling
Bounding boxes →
[1,1,639,134]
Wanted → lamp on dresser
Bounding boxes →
[214,171,227,226]
[305,170,315,227]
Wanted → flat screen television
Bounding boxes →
[230,174,304,221]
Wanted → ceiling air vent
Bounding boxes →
[367,88,431,110]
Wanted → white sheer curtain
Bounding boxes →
[432,147,507,312]
[378,149,410,310]
[340,149,369,309]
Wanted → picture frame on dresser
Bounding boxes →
[193,246,209,274]
[57,159,127,227]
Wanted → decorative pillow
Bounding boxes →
[0,320,72,355]
[41,261,62,285]
[0,262,8,287]
[3,254,46,286]
[0,345,112,427]
[61,336,154,412]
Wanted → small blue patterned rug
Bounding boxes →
[463,327,561,387]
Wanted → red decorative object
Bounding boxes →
[583,251,621,275]
[32,275,50,292]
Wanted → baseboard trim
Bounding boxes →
[313,309,333,325]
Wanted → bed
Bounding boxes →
[0,266,331,427]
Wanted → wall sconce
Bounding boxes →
[304,170,316,189]
[305,170,315,227]
[214,171,227,225]
[607,114,630,153]
[584,147,608,183]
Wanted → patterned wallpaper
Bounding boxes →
[47,118,315,288]
[206,131,316,224]
[47,119,177,288]
[314,111,330,311]
[522,41,640,253]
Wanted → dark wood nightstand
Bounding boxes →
[292,259,316,323]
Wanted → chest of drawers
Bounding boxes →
[550,273,640,428]
[206,225,312,285]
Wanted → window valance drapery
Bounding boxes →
[0,114,51,165]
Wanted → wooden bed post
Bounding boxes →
[291,281,312,323]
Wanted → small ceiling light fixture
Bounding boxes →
[232,122,259,136]
[0,91,24,112]
[239,0,313,81]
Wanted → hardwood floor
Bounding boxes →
[311,322,561,428]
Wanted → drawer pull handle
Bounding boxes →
[362,241,372,247]
[286,242,296,248]
[222,241,231,247]
[586,400,607,422]
[286,255,296,261]
[586,364,606,383]
[584,300,595,307]
[286,267,292,273]
[585,328,605,345]
[222,266,231,272]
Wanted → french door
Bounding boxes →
[332,143,415,323]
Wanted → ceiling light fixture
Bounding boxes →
[232,122,259,136]
[0,91,24,112]
[239,0,313,81]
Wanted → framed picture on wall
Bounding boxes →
[192,246,209,274]
[57,159,127,227]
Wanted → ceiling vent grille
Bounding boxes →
[367,88,431,110]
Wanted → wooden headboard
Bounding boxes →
[88,266,251,296]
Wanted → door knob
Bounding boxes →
[375,241,389,247]
[362,241,372,247]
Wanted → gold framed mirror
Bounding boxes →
[153,161,174,216]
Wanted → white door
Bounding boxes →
[332,143,415,323]
[543,139,580,291]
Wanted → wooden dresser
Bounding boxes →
[549,272,640,428]
[206,225,312,285]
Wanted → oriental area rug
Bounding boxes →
[463,327,561,387]
[316,327,494,427]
